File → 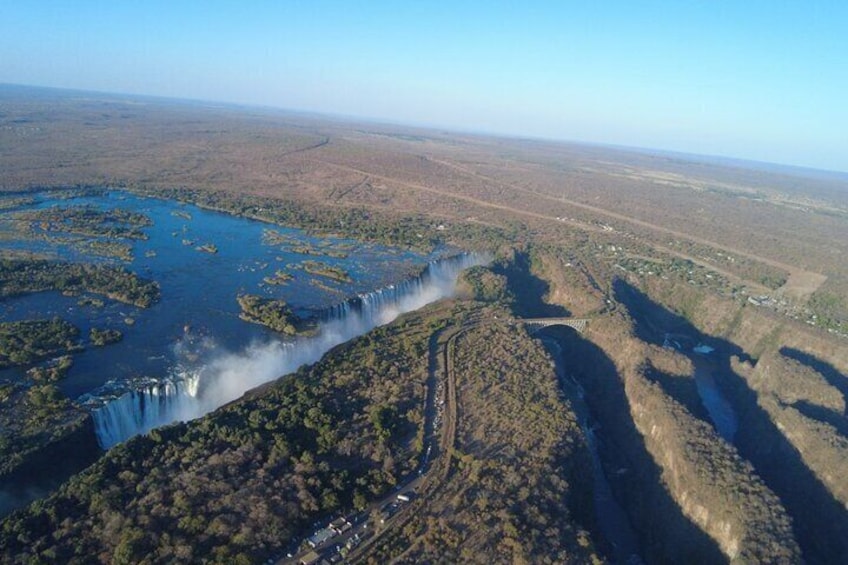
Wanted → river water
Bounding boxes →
[664,334,738,442]
[692,355,738,442]
[541,336,643,564]
[0,190,484,446]
[90,252,484,447]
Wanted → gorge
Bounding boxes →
[90,253,487,447]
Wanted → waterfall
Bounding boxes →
[89,252,487,448]
[87,374,201,449]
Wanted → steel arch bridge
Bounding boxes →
[519,317,589,334]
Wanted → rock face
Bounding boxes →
[507,246,848,563]
[0,410,101,518]
[388,315,603,564]
[746,352,848,508]
[559,312,800,563]
[628,274,848,563]
[626,275,848,563]
[559,317,725,563]
[626,369,799,563]
[730,352,848,563]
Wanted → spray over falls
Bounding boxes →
[89,253,486,448]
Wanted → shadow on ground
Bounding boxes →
[546,324,725,564]
[781,347,848,417]
[612,278,848,564]
[491,252,570,318]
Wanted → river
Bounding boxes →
[0,190,486,447]
[541,336,643,564]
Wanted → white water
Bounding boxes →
[91,253,486,448]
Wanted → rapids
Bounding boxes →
[90,253,486,448]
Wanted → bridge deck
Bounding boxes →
[519,317,589,333]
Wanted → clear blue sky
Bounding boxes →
[2,1,846,172]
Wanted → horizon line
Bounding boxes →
[3,81,847,180]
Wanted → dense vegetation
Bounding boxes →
[807,290,848,334]
[0,259,160,308]
[26,355,73,384]
[457,265,512,303]
[366,314,602,564]
[143,187,514,253]
[0,90,846,564]
[0,304,448,563]
[262,270,294,286]
[10,205,152,241]
[0,197,35,211]
[0,383,90,478]
[301,260,352,283]
[0,381,100,521]
[261,230,350,259]
[0,318,81,368]
[236,294,303,335]
[289,244,348,258]
[89,328,123,347]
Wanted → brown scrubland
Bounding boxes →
[1,85,847,564]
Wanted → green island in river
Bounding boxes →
[0,83,847,565]
[237,294,312,335]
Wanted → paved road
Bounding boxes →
[279,320,468,565]
[344,323,465,563]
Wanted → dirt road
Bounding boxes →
[314,156,825,298]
